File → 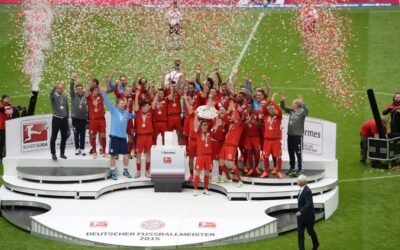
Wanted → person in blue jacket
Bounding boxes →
[101,88,136,180]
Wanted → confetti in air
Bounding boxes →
[13,0,258,94]
[22,0,54,91]
[296,0,359,110]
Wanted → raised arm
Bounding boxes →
[149,80,156,100]
[107,68,119,92]
[280,94,292,114]
[134,89,140,112]
[215,68,222,90]
[101,89,115,113]
[195,63,201,85]
[244,76,252,94]
[50,82,59,100]
[151,91,159,110]
[201,80,209,99]
[69,75,77,97]
[193,113,200,132]
[262,75,270,98]
[132,71,142,89]
[113,80,121,98]
[183,94,193,115]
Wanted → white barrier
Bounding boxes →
[6,112,111,157]
[6,113,336,160]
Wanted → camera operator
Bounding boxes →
[383,92,400,138]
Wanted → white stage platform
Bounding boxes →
[0,185,338,248]
[0,114,339,248]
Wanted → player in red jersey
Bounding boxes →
[193,114,213,196]
[234,91,249,172]
[205,88,220,109]
[134,89,153,178]
[183,81,206,143]
[152,89,168,145]
[261,94,283,178]
[183,93,197,182]
[183,82,208,181]
[166,81,184,145]
[216,83,232,110]
[243,103,263,177]
[113,81,135,155]
[211,105,229,183]
[214,67,235,110]
[86,86,107,159]
[218,102,244,187]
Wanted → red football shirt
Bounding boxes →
[242,110,262,137]
[211,114,229,142]
[216,92,230,109]
[184,92,204,119]
[223,110,243,146]
[262,101,283,140]
[135,109,153,134]
[196,130,213,155]
[234,98,248,114]
[166,91,182,115]
[87,95,105,119]
[205,98,219,110]
[134,84,151,108]
[153,98,168,122]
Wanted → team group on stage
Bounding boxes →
[49,61,309,191]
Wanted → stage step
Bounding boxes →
[267,208,325,233]
[0,200,50,231]
[237,169,324,186]
[17,167,110,183]
[2,175,337,200]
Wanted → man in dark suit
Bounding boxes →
[296,174,319,250]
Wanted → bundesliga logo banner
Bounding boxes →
[21,119,50,152]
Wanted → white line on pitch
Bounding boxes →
[370,11,400,13]
[8,94,32,99]
[8,88,394,99]
[270,87,394,96]
[339,174,400,183]
[229,12,266,82]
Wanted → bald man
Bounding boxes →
[50,82,70,161]
[280,95,308,177]
[296,174,319,250]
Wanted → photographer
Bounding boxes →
[383,92,400,138]
[0,95,21,163]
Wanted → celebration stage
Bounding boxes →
[0,114,338,248]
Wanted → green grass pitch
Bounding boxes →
[0,4,400,250]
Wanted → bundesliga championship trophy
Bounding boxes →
[196,105,219,120]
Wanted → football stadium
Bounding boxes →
[0,0,399,249]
